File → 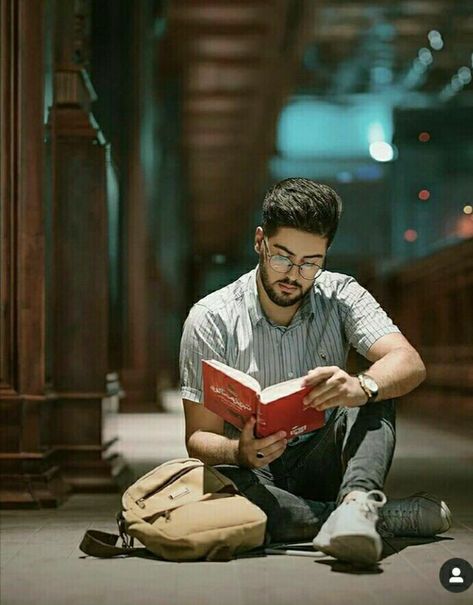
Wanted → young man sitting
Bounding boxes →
[179,178,452,566]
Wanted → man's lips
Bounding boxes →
[278,282,298,293]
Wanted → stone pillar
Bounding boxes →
[0,0,69,507]
[47,0,126,491]
[118,0,164,411]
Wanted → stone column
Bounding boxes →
[0,0,68,507]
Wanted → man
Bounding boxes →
[180,178,451,566]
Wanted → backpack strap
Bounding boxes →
[79,512,138,558]
[79,529,138,558]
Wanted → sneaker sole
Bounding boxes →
[314,532,382,566]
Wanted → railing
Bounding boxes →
[371,238,473,432]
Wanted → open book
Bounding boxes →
[202,359,325,439]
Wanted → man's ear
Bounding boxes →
[254,226,264,254]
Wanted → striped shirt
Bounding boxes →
[180,266,400,446]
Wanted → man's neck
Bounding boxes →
[256,270,301,327]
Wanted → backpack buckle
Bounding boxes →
[116,512,134,549]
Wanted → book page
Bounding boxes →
[203,359,261,392]
[259,376,306,404]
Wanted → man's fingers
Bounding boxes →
[241,415,257,439]
[313,395,340,411]
[303,366,337,386]
[254,429,287,449]
[302,381,334,405]
[254,440,287,466]
[259,439,287,458]
[303,373,343,405]
[241,416,286,442]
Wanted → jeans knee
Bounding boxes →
[358,398,396,427]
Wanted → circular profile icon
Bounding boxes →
[439,558,473,593]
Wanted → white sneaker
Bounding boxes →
[312,490,387,565]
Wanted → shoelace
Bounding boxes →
[356,490,388,518]
[378,500,420,536]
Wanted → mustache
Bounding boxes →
[277,278,301,288]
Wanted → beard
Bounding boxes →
[258,256,311,308]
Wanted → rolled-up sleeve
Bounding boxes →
[339,278,401,357]
[179,304,226,403]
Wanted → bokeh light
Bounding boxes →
[418,189,431,201]
[369,141,395,162]
[418,131,431,142]
[456,215,473,238]
[404,229,418,242]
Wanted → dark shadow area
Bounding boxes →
[256,534,455,574]
[316,559,384,574]
[380,534,454,557]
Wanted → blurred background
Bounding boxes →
[1,0,472,505]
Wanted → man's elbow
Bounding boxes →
[411,349,427,385]
[185,431,198,457]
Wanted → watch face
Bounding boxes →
[364,375,378,393]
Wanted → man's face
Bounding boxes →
[257,227,328,308]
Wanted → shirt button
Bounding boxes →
[288,372,294,378]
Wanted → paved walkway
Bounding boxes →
[1,393,472,605]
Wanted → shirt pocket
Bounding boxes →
[305,338,346,373]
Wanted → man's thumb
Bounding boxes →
[242,415,256,435]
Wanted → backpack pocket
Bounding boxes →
[124,493,266,561]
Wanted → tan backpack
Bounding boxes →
[79,458,267,562]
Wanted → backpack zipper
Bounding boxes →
[136,464,202,509]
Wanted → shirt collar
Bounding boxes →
[246,266,315,326]
[246,267,265,325]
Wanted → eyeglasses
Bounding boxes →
[262,237,324,281]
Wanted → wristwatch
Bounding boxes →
[357,373,379,403]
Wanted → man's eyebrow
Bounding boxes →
[273,243,324,259]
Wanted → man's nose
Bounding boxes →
[287,263,300,281]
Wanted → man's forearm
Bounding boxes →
[366,347,426,401]
[187,430,240,466]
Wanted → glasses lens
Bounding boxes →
[300,264,322,280]
[269,255,292,273]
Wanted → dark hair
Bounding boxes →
[261,178,342,247]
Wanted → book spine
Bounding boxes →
[255,396,266,437]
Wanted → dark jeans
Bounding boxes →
[215,399,396,544]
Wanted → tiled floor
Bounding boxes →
[1,392,472,605]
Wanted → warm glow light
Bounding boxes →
[464,205,473,215]
[418,131,431,142]
[369,141,394,162]
[456,215,473,238]
[418,189,431,201]
[404,229,418,242]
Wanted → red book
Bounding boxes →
[202,360,325,439]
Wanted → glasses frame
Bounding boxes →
[262,237,324,281]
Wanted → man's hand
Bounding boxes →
[237,416,287,469]
[302,366,368,411]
